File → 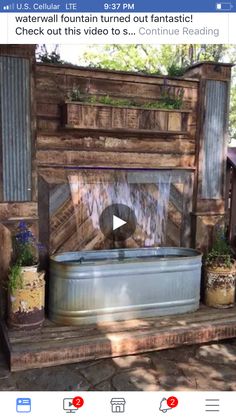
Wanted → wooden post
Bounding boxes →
[185,62,233,252]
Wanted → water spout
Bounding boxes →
[68,175,80,207]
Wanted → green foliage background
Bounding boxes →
[83,44,236,141]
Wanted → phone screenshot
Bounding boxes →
[0,0,236,417]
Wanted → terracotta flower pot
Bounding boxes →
[8,265,45,329]
[204,264,236,308]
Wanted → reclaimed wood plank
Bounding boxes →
[37,134,196,154]
[64,102,191,134]
[12,315,236,353]
[36,150,195,169]
[7,305,236,341]
[6,309,236,371]
[0,203,38,221]
[38,176,50,265]
[38,168,195,185]
[7,305,236,342]
[36,64,199,90]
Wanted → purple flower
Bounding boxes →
[19,221,27,230]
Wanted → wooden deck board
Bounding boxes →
[2,305,236,371]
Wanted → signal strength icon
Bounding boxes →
[3,3,14,10]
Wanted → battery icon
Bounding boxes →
[216,2,234,10]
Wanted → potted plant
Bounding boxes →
[8,221,45,329]
[63,86,190,134]
[204,228,236,308]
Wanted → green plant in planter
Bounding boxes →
[67,86,185,110]
[8,221,41,292]
[12,221,38,266]
[89,95,136,107]
[205,228,233,269]
[8,222,46,329]
[66,87,84,102]
[8,263,23,292]
[204,227,236,309]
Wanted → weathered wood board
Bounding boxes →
[36,64,198,172]
[38,169,193,254]
[63,102,191,134]
[2,305,236,371]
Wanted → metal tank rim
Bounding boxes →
[50,247,202,265]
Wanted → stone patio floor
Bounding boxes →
[0,339,236,391]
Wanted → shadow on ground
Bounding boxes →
[0,339,236,391]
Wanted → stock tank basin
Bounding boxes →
[49,247,202,325]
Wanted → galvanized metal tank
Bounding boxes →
[49,247,202,325]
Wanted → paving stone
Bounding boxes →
[0,375,17,390]
[228,382,236,391]
[0,384,17,390]
[150,355,192,383]
[112,355,152,369]
[0,353,10,380]
[155,363,195,390]
[195,343,236,365]
[95,380,114,391]
[150,354,179,370]
[178,359,236,391]
[13,366,91,391]
[112,367,160,391]
[0,364,10,380]
[226,338,236,345]
[80,359,116,386]
[0,339,236,392]
[150,346,196,362]
[75,359,103,370]
[0,370,10,381]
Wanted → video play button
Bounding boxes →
[99,204,136,241]
[113,215,127,231]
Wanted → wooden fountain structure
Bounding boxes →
[0,45,236,371]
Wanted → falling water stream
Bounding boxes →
[68,171,172,247]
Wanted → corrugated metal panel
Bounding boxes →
[201,80,227,199]
[0,56,31,201]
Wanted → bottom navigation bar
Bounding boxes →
[0,391,234,419]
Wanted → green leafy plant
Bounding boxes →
[12,221,38,266]
[67,88,184,110]
[205,228,233,269]
[167,64,186,77]
[8,221,44,292]
[142,99,181,110]
[8,263,23,292]
[67,87,84,102]
[160,86,185,109]
[89,95,136,107]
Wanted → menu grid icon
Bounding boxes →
[205,399,220,412]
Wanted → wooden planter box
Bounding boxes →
[63,102,191,135]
